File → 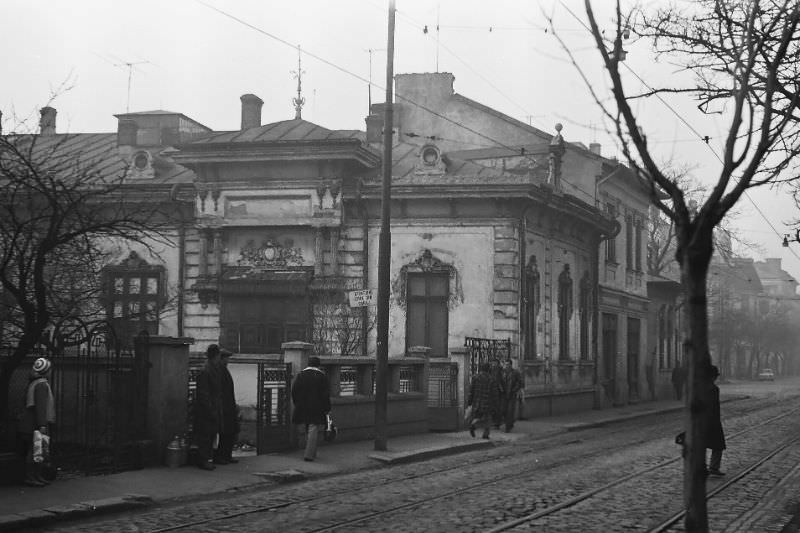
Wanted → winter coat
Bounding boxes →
[194,360,224,436]
[19,377,56,435]
[291,367,331,425]
[220,366,239,436]
[704,384,726,451]
[468,371,500,418]
[502,368,524,400]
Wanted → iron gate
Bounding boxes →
[427,362,459,430]
[49,323,149,475]
[465,337,511,377]
[187,361,293,456]
[257,362,293,454]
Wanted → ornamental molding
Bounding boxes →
[237,238,305,268]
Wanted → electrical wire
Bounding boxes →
[554,0,800,262]
[193,0,603,204]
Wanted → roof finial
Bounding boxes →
[292,45,305,120]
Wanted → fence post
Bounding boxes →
[449,346,470,428]
[281,341,314,447]
[145,336,194,465]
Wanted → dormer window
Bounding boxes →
[421,144,440,166]
[414,143,445,176]
[130,150,154,179]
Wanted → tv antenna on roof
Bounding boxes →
[94,53,149,113]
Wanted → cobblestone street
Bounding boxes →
[35,387,800,533]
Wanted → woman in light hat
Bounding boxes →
[17,357,56,487]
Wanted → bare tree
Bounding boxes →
[561,2,800,530]
[310,280,375,357]
[0,130,175,421]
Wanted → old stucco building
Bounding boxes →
[22,72,654,419]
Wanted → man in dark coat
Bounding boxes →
[213,348,240,465]
[467,362,500,439]
[706,364,726,476]
[194,344,224,470]
[17,357,56,487]
[501,359,524,433]
[291,356,331,462]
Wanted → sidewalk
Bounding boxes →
[0,396,712,532]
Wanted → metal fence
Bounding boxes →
[465,337,512,377]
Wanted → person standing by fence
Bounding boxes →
[17,357,56,487]
[194,344,224,471]
[291,356,331,462]
[214,348,240,465]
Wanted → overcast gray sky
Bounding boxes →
[3,0,799,282]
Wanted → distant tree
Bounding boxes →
[560,2,800,530]
[0,129,173,421]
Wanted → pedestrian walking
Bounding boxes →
[671,362,686,401]
[501,359,524,432]
[213,348,240,465]
[467,362,500,439]
[490,358,504,428]
[17,357,56,487]
[291,356,331,462]
[706,364,726,476]
[194,344,224,470]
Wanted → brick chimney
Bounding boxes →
[117,119,139,146]
[39,107,57,135]
[589,142,601,155]
[240,94,263,130]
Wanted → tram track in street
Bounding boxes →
[128,397,800,533]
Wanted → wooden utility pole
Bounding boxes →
[374,0,396,452]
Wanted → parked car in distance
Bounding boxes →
[757,368,775,381]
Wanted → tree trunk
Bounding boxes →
[681,235,713,533]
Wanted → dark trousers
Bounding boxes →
[195,431,216,465]
[214,432,236,462]
[503,397,518,430]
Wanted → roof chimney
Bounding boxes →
[39,107,56,135]
[117,119,139,146]
[589,142,601,155]
[240,94,263,130]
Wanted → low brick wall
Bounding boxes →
[327,392,428,442]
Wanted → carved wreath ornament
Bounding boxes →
[237,239,305,268]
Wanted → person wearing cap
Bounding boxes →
[290,356,331,462]
[193,344,224,470]
[213,348,240,465]
[17,357,56,487]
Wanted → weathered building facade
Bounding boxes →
[11,72,656,424]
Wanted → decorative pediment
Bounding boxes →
[237,238,305,268]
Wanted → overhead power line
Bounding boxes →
[555,0,800,263]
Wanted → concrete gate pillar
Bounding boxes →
[145,336,194,464]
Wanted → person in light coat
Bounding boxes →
[17,357,56,487]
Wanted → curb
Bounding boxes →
[368,439,494,465]
[562,396,749,432]
[0,494,153,533]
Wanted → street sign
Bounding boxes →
[348,289,375,308]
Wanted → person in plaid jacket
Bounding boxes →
[467,362,500,439]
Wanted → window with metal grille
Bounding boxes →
[406,273,449,357]
[104,268,163,339]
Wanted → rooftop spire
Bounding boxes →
[292,45,305,120]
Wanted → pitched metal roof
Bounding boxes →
[7,133,195,186]
[188,119,366,145]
